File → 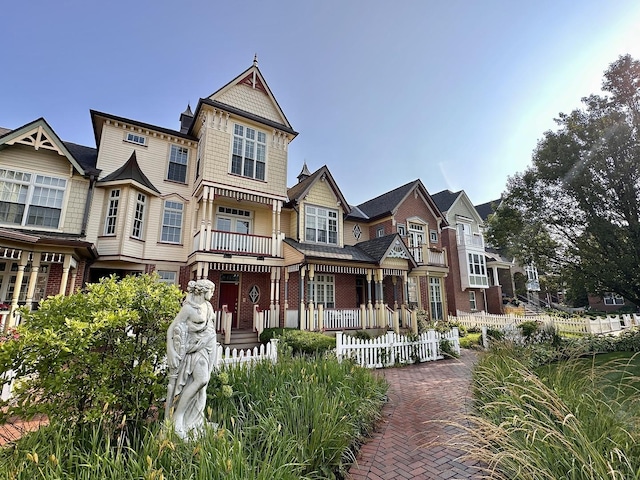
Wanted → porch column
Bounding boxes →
[403,271,409,306]
[202,261,210,280]
[196,261,204,279]
[284,269,289,311]
[366,269,374,328]
[274,268,281,326]
[492,266,500,287]
[205,187,214,252]
[307,264,315,330]
[10,255,29,326]
[269,267,276,312]
[59,255,72,295]
[392,276,398,309]
[272,200,283,257]
[69,269,78,295]
[25,254,41,310]
[199,186,208,250]
[299,266,306,330]
[276,201,282,257]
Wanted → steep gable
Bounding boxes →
[287,166,350,214]
[207,58,292,129]
[0,118,94,175]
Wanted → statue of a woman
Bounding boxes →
[166,279,217,439]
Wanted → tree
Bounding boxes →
[0,274,183,435]
[487,54,640,306]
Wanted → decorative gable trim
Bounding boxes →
[0,118,86,175]
[7,125,62,154]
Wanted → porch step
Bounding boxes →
[217,329,261,351]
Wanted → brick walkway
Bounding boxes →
[348,350,484,480]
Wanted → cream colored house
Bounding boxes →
[1,60,460,338]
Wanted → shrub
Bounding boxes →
[278,330,336,355]
[259,327,295,344]
[0,274,183,436]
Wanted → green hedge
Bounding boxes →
[260,328,335,355]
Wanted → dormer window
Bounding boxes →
[125,132,147,146]
[231,124,266,181]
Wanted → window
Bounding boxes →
[468,252,488,287]
[469,291,477,310]
[430,229,438,243]
[377,227,385,237]
[0,169,67,229]
[161,200,183,243]
[429,277,444,320]
[167,145,189,183]
[131,192,146,239]
[604,292,624,305]
[231,124,267,180]
[125,132,147,146]
[104,189,120,235]
[308,275,335,308]
[157,271,177,285]
[305,206,338,244]
[397,224,406,236]
[215,206,252,234]
[352,224,362,241]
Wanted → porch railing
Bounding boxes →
[458,233,484,248]
[253,304,280,335]
[290,304,418,334]
[214,306,233,345]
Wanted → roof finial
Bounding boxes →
[297,161,312,183]
[253,54,258,67]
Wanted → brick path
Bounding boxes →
[348,350,484,480]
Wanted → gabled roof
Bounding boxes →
[431,189,461,213]
[0,118,97,176]
[351,179,445,225]
[433,189,484,225]
[356,234,417,267]
[287,165,350,214]
[206,59,293,130]
[475,198,502,222]
[98,151,160,195]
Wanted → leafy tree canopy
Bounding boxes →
[487,54,640,306]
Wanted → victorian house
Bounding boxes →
[1,60,452,337]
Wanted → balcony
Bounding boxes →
[457,232,484,249]
[193,230,274,256]
[409,246,448,267]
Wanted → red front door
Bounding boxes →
[218,281,239,328]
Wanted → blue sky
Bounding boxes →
[2,0,639,206]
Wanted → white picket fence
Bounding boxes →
[452,311,640,335]
[335,329,460,369]
[217,339,278,368]
[0,339,280,400]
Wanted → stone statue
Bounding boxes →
[166,279,217,439]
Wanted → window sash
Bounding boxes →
[131,192,146,239]
[168,145,188,183]
[161,201,183,243]
[104,189,120,236]
[0,169,66,229]
[231,125,267,181]
[305,206,338,245]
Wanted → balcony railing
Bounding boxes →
[457,233,484,249]
[189,230,273,256]
[210,230,272,256]
[409,246,448,267]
